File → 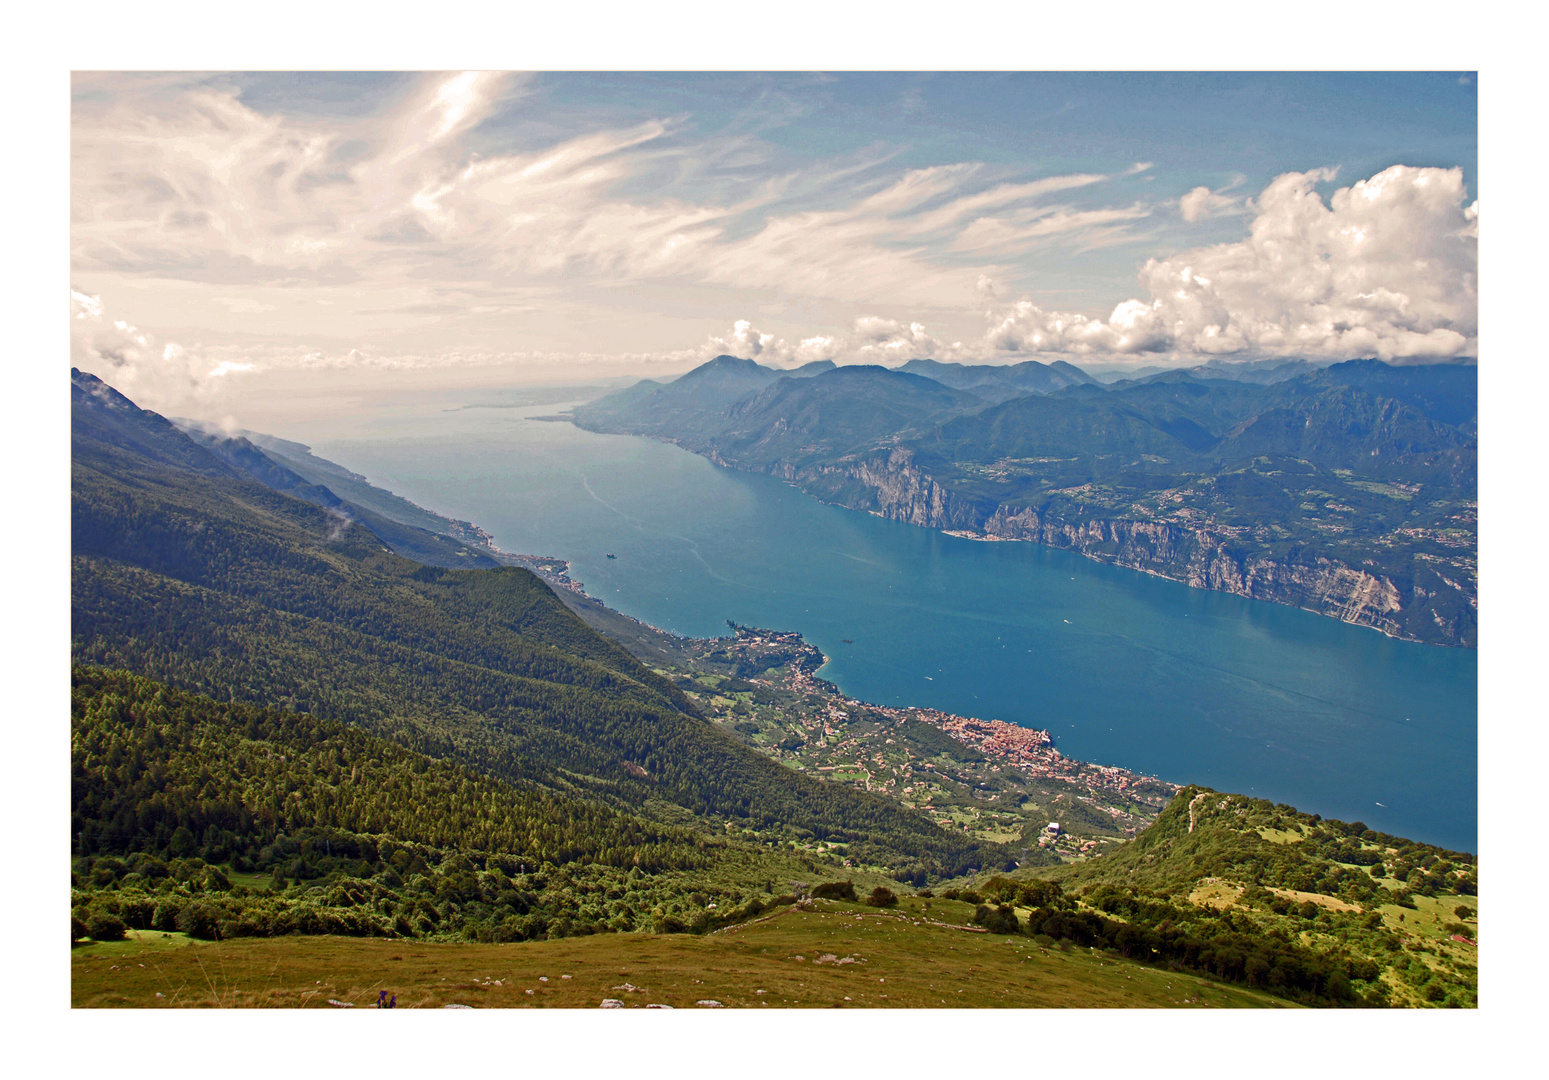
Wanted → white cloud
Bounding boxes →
[71,288,256,414]
[704,319,842,366]
[1179,174,1247,222]
[849,316,942,363]
[983,165,1477,361]
[691,161,1480,374]
[71,289,102,319]
[1180,186,1229,223]
[72,72,1155,324]
[698,315,957,369]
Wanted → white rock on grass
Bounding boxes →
[600,999,625,1009]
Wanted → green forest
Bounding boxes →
[72,666,809,945]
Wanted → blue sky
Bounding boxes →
[70,70,1478,419]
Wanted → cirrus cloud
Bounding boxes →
[72,72,1154,314]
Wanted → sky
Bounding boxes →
[70,70,1478,422]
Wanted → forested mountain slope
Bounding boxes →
[573,354,835,441]
[71,666,800,943]
[572,357,1477,645]
[71,369,996,877]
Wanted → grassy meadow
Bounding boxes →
[72,895,1287,1009]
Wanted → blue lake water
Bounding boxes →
[308,400,1478,852]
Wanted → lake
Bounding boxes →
[306,398,1478,852]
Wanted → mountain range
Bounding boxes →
[573,356,1477,646]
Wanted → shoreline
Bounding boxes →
[574,424,1472,650]
[317,424,1469,851]
[503,549,1174,793]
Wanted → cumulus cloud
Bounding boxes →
[849,317,943,363]
[698,315,962,369]
[1179,174,1247,222]
[704,319,842,366]
[983,165,1477,361]
[727,165,1476,370]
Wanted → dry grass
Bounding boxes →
[1265,888,1363,913]
[72,897,1290,1009]
[1187,880,1246,910]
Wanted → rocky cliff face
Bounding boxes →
[709,445,1447,645]
[980,504,1406,635]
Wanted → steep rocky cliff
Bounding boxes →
[574,358,1476,648]
[707,445,1467,646]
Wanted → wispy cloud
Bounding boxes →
[72,72,1156,329]
[1179,173,1248,222]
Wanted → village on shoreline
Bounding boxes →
[501,551,1178,864]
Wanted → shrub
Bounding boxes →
[176,902,223,940]
[972,904,1021,935]
[864,887,898,908]
[71,915,88,943]
[116,894,157,930]
[810,881,858,902]
[150,901,181,932]
[86,912,128,942]
[1014,879,1066,909]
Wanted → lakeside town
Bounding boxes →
[438,539,1178,865]
[513,597,1181,864]
[681,625,1177,862]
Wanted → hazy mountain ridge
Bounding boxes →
[571,358,1477,645]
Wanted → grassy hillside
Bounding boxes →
[965,786,1479,1007]
[72,895,1290,1009]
